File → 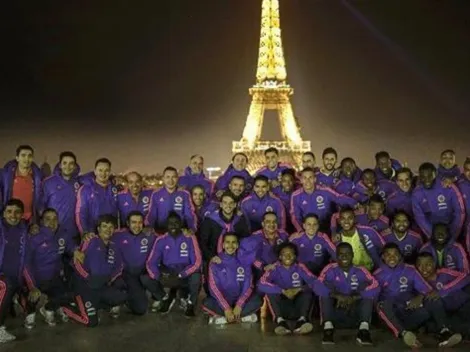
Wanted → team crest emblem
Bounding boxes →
[314,244,322,251]
[266,206,273,212]
[58,238,66,246]
[363,235,369,242]
[108,249,115,256]
[141,238,148,246]
[237,267,245,275]
[446,255,453,263]
[404,244,412,253]
[399,276,408,285]
[175,196,183,204]
[437,195,446,203]
[112,187,118,194]
[436,282,444,290]
[85,301,92,308]
[379,191,386,198]
[180,242,187,250]
[316,196,324,203]
[292,272,300,280]
[74,182,80,190]
[277,238,283,245]
[351,274,358,282]
[142,196,149,203]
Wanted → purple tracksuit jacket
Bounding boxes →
[375,159,402,181]
[117,188,153,225]
[456,177,470,231]
[381,229,423,261]
[0,221,28,284]
[352,179,397,204]
[289,231,336,268]
[428,268,470,311]
[215,164,253,193]
[437,165,462,181]
[419,242,469,273]
[113,229,157,275]
[258,262,317,294]
[240,193,286,232]
[178,167,214,198]
[256,163,293,183]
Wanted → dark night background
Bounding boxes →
[0,0,469,173]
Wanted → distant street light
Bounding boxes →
[206,167,221,180]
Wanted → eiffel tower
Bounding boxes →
[232,0,311,173]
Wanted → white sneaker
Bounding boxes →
[179,297,188,310]
[0,326,16,343]
[110,306,120,319]
[151,300,161,313]
[24,313,36,330]
[208,316,228,325]
[241,313,258,323]
[40,306,56,326]
[56,307,69,323]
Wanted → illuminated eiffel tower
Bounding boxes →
[232,0,311,173]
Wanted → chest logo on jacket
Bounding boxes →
[142,196,149,204]
[107,249,115,264]
[404,244,412,255]
[292,272,301,287]
[316,196,325,209]
[180,242,188,257]
[399,276,408,292]
[266,206,273,212]
[437,195,447,210]
[236,267,245,281]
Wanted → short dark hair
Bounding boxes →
[97,214,117,228]
[375,151,391,162]
[340,157,356,167]
[381,242,402,256]
[190,184,206,195]
[418,162,436,173]
[41,208,58,219]
[163,166,178,174]
[396,167,412,179]
[302,213,319,223]
[167,211,182,223]
[301,167,316,175]
[362,168,375,177]
[232,153,248,163]
[254,175,269,184]
[276,242,298,258]
[59,151,77,163]
[189,154,204,162]
[222,232,238,243]
[368,194,384,205]
[281,168,296,179]
[4,198,25,213]
[391,210,411,222]
[220,191,237,202]
[229,175,245,183]
[336,242,353,253]
[95,158,111,168]
[264,147,279,156]
[16,145,34,156]
[339,206,355,217]
[416,252,434,262]
[322,147,337,159]
[302,151,315,159]
[126,210,144,224]
[262,211,278,221]
[440,149,455,157]
[464,157,470,166]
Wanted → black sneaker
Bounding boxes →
[158,296,176,314]
[438,330,462,348]
[274,320,291,336]
[322,329,335,345]
[184,304,195,318]
[293,319,313,335]
[356,329,373,346]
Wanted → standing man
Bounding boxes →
[117,172,153,227]
[256,148,292,188]
[41,151,81,236]
[374,151,401,181]
[1,145,42,223]
[437,149,461,182]
[75,158,119,236]
[145,166,196,234]
[316,148,338,187]
[178,155,214,199]
[215,153,253,197]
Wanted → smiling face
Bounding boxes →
[60,156,76,178]
[127,172,143,196]
[392,213,410,233]
[279,246,296,267]
[265,151,279,170]
[303,216,319,236]
[3,205,23,226]
[16,148,33,169]
[167,216,183,236]
[432,225,449,245]
[191,187,205,207]
[416,256,436,279]
[189,156,204,174]
[254,179,269,198]
[127,214,144,235]
[337,246,353,269]
[42,210,59,232]
[94,162,111,184]
[396,171,412,192]
[440,151,456,170]
[382,247,401,268]
[232,154,247,171]
[163,169,178,190]
[98,221,115,242]
[223,234,239,255]
[262,213,278,234]
[339,210,355,232]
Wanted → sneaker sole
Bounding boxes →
[159,299,176,315]
[439,333,462,348]
[274,326,292,336]
[356,338,373,346]
[294,322,313,335]
[40,308,56,327]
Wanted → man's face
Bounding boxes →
[337,247,353,269]
[254,180,269,198]
[127,173,143,196]
[265,151,279,170]
[232,154,247,171]
[377,156,391,174]
[42,211,59,232]
[3,205,23,226]
[280,174,294,192]
[94,162,111,184]
[303,216,319,236]
[367,201,384,220]
[464,163,470,181]
[229,178,245,197]
[396,172,412,192]
[339,211,355,231]
[440,152,456,169]
[322,153,337,171]
[127,215,143,235]
[433,225,448,245]
[362,172,376,190]
[220,196,236,215]
[382,248,401,268]
[16,149,33,169]
[279,247,296,267]
[167,217,182,235]
[191,187,205,207]
[416,257,436,279]
[341,160,356,178]
[98,222,115,241]
[223,235,239,255]
[419,169,435,189]
[189,156,204,174]
[163,170,178,190]
[302,154,315,169]
[60,156,76,177]
[262,213,278,234]
[392,213,410,233]
[301,171,315,190]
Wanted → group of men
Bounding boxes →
[0,144,469,348]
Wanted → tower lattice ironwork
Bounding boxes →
[232,0,311,173]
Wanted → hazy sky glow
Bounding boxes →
[1,0,469,173]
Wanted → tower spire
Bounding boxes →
[256,0,287,83]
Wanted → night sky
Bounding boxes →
[1,0,469,173]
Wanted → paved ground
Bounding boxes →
[2,306,469,352]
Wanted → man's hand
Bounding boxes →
[28,288,42,303]
[264,264,276,272]
[82,232,96,242]
[74,249,85,264]
[29,224,40,236]
[407,295,424,310]
[233,306,242,321]
[215,190,224,200]
[224,308,235,323]
[210,256,222,264]
[426,290,441,301]
[182,229,193,237]
[333,294,353,309]
[441,178,455,188]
